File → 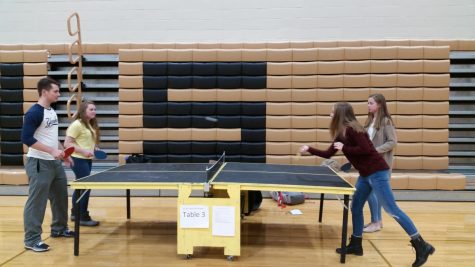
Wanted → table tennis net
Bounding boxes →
[206,152,226,182]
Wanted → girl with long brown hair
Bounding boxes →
[363,94,397,233]
[300,102,434,267]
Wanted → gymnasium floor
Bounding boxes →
[0,196,474,266]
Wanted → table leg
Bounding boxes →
[126,189,131,219]
[340,194,350,263]
[318,193,325,223]
[74,189,82,256]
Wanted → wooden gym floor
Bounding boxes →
[0,196,474,266]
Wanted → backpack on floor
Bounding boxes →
[270,191,305,205]
[248,190,263,211]
[126,154,152,163]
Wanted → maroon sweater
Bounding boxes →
[308,127,389,177]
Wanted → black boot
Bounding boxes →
[336,235,363,256]
[410,236,435,267]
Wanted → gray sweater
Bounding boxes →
[367,117,397,170]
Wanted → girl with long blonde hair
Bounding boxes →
[64,100,101,227]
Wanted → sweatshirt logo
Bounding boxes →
[45,117,58,128]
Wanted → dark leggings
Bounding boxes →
[71,157,92,217]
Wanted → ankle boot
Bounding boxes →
[336,235,363,256]
[410,236,435,267]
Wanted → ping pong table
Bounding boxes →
[70,154,355,263]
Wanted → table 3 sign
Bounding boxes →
[180,205,209,228]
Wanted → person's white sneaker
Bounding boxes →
[363,222,381,233]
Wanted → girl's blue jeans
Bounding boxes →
[367,190,382,223]
[352,170,418,237]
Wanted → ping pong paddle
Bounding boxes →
[94,150,107,159]
[63,146,75,159]
[340,162,352,172]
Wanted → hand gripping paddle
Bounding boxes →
[63,146,75,159]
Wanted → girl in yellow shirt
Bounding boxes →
[65,100,101,226]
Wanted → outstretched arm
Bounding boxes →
[301,144,338,159]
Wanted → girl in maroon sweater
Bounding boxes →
[300,102,434,267]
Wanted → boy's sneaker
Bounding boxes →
[25,241,50,252]
[51,229,75,238]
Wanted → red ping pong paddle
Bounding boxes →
[94,150,107,159]
[63,146,75,159]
